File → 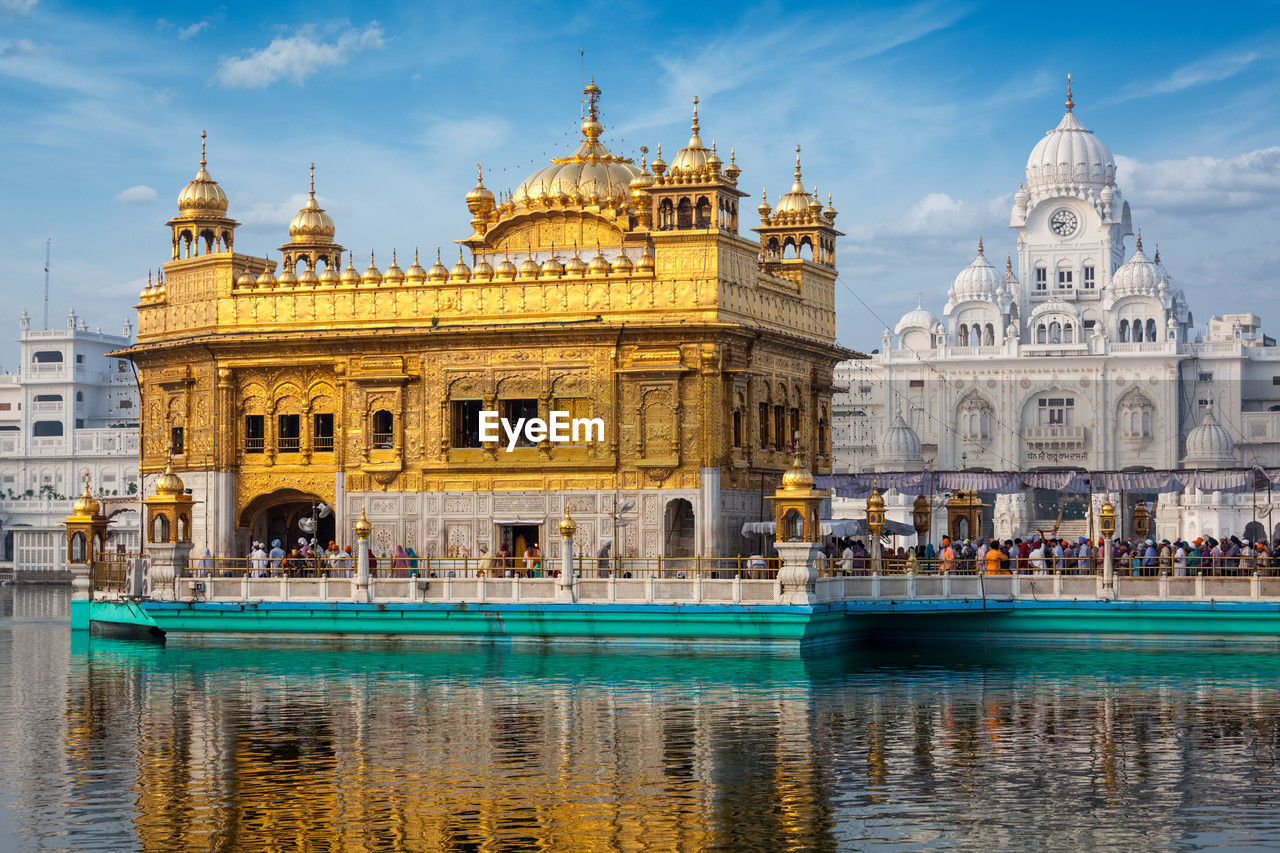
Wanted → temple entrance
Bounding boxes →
[663,498,695,558]
[498,524,541,568]
[239,489,334,552]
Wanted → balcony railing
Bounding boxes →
[277,436,300,453]
[314,434,334,452]
[1024,425,1086,444]
[245,436,265,453]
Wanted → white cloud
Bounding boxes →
[114,185,157,205]
[424,116,510,153]
[216,24,384,88]
[234,193,310,228]
[0,0,38,13]
[1117,147,1280,213]
[0,37,37,57]
[178,21,209,40]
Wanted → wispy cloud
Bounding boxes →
[217,23,385,88]
[424,116,511,153]
[178,20,210,40]
[114,185,157,205]
[0,37,36,57]
[1117,147,1280,213]
[0,0,38,13]
[1105,47,1272,106]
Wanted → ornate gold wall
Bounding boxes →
[119,84,855,550]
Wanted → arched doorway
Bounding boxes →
[239,489,334,552]
[1245,521,1265,544]
[663,499,695,558]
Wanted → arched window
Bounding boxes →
[69,532,87,563]
[695,196,712,228]
[32,351,63,364]
[372,410,393,448]
[1063,323,1073,343]
[1049,321,1061,344]
[1119,319,1130,342]
[1036,323,1047,344]
[152,514,170,543]
[658,199,675,230]
[984,324,995,346]
[958,324,969,346]
[676,197,693,228]
[1146,318,1157,342]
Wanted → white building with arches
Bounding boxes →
[0,311,141,579]
[834,86,1280,543]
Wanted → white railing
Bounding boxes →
[31,401,63,413]
[813,571,1280,603]
[1024,425,1087,443]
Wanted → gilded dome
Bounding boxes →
[518,256,541,279]
[451,251,472,281]
[588,250,610,276]
[1025,84,1116,199]
[339,257,361,285]
[406,251,427,283]
[256,266,276,287]
[771,148,817,217]
[540,255,564,277]
[465,164,495,214]
[155,461,185,496]
[781,455,815,491]
[636,248,655,273]
[384,252,405,284]
[176,132,229,217]
[318,264,340,285]
[565,252,587,277]
[611,252,633,274]
[428,251,449,282]
[511,83,640,211]
[276,266,297,286]
[236,270,255,287]
[297,267,318,286]
[72,474,100,517]
[495,256,518,280]
[288,182,336,244]
[668,98,711,173]
[362,253,383,286]
[473,258,495,281]
[1185,410,1236,468]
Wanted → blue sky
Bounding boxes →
[0,0,1278,359]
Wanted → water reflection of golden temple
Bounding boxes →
[120,83,853,561]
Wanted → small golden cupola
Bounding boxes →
[753,146,843,269]
[643,97,746,235]
[63,471,108,565]
[167,130,239,261]
[280,163,344,277]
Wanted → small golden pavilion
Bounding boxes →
[119,83,854,560]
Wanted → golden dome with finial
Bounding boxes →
[406,250,427,283]
[866,480,885,514]
[771,146,818,216]
[384,250,405,284]
[340,256,360,285]
[450,249,472,281]
[559,510,578,538]
[428,250,449,282]
[757,188,772,218]
[465,163,495,214]
[518,253,541,279]
[565,246,587,277]
[176,131,230,216]
[781,454,815,491]
[318,263,339,285]
[540,249,564,278]
[154,459,185,496]
[588,246,610,275]
[353,506,372,539]
[72,471,100,517]
[288,163,336,243]
[236,270,255,287]
[362,252,382,286]
[611,251,633,274]
[636,247,655,273]
[511,80,640,211]
[472,257,494,280]
[669,96,712,173]
[725,148,741,182]
[495,254,518,280]
[650,143,667,176]
[297,266,318,285]
[629,148,655,200]
[256,265,276,287]
[276,265,297,286]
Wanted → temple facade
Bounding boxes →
[121,87,851,561]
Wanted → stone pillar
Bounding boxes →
[147,541,191,601]
[775,540,820,605]
[69,562,91,601]
[354,535,371,602]
[557,511,577,603]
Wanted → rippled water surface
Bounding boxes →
[4,587,1280,851]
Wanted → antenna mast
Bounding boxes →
[43,238,50,330]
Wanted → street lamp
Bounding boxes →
[1099,491,1116,591]
[912,493,930,544]
[867,480,885,574]
[1133,500,1149,539]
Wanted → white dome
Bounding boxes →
[895,298,940,336]
[1111,238,1163,297]
[1025,109,1116,199]
[1184,411,1236,468]
[949,243,1000,302]
[876,413,923,471]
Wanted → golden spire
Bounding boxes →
[200,129,207,168]
[1065,72,1074,112]
[584,77,600,120]
[978,235,984,255]
[794,144,802,181]
[691,95,700,134]
[309,162,315,198]
[1006,253,1013,272]
[1136,229,1143,251]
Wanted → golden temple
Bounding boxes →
[121,83,854,559]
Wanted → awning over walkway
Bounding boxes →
[741,517,917,538]
[817,467,1278,498]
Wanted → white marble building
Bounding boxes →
[0,310,141,579]
[833,87,1280,543]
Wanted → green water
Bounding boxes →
[4,586,1280,851]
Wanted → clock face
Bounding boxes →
[1049,208,1079,237]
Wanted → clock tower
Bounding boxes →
[1008,77,1132,339]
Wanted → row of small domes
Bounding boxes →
[233,247,656,288]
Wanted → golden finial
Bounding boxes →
[436,248,442,263]
[414,248,420,264]
[794,144,802,179]
[354,506,372,539]
[978,235,984,255]
[476,162,484,184]
[200,130,207,168]
[691,95,700,134]
[1136,229,1142,251]
[1065,72,1074,112]
[584,77,601,120]
[391,249,397,265]
[1006,253,1013,272]
[370,249,375,265]
[309,162,315,198]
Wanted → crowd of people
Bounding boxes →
[822,533,1280,576]
[189,537,555,578]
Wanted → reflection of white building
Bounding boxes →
[834,86,1280,543]
[0,311,141,579]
